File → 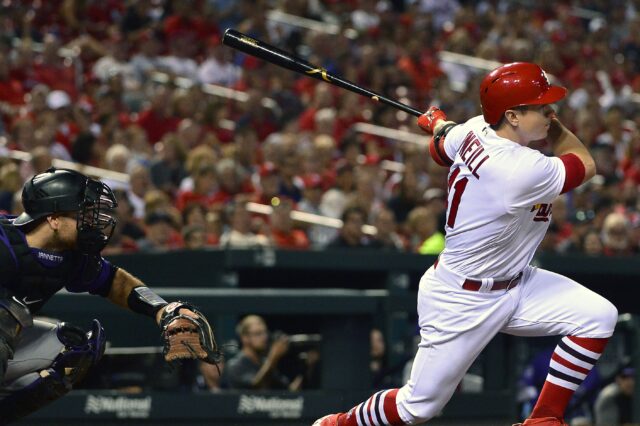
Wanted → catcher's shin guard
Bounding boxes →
[0,319,105,422]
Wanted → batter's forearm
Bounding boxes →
[550,120,586,156]
[549,119,596,180]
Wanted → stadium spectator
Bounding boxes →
[298,173,335,247]
[594,364,635,426]
[176,164,218,212]
[135,86,180,144]
[327,206,370,248]
[269,198,309,250]
[224,315,300,391]
[219,201,270,248]
[370,207,405,251]
[0,52,26,108]
[137,210,182,252]
[387,168,423,227]
[198,35,242,86]
[103,190,142,254]
[320,161,354,220]
[182,224,207,250]
[277,153,303,202]
[149,133,187,195]
[253,161,281,205]
[601,212,634,256]
[213,158,253,206]
[0,162,21,214]
[583,230,605,256]
[127,164,154,219]
[406,206,444,255]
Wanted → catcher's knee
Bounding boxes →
[0,319,106,422]
[1,294,32,384]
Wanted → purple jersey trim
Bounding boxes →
[65,257,116,296]
[0,219,18,268]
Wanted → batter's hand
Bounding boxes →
[418,106,447,134]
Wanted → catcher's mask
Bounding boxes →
[14,167,118,253]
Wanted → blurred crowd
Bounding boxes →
[1,0,640,256]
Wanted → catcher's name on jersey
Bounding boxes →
[438,116,565,279]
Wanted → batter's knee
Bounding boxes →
[598,299,619,335]
[581,297,618,337]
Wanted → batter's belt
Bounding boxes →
[434,258,522,292]
[462,271,522,291]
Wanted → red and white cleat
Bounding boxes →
[513,417,568,426]
[312,413,341,426]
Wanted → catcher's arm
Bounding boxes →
[107,268,182,324]
[106,268,220,365]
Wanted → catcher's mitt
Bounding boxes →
[160,302,221,366]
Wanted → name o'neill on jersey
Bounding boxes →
[459,132,490,179]
[531,203,552,222]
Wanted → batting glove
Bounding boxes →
[418,106,447,134]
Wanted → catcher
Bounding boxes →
[0,167,220,423]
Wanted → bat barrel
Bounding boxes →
[222,29,313,74]
[222,29,423,117]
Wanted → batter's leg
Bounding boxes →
[316,266,520,425]
[501,266,618,422]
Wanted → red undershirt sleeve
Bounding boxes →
[559,153,586,193]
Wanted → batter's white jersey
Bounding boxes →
[438,115,567,279]
[393,115,617,425]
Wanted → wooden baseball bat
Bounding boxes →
[222,28,424,117]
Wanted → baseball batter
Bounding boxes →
[0,167,219,422]
[314,62,618,426]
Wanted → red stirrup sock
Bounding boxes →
[337,389,405,426]
[530,336,608,419]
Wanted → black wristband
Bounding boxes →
[127,286,168,318]
[433,122,456,167]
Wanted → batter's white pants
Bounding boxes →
[396,262,618,424]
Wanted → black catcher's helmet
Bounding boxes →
[14,167,118,253]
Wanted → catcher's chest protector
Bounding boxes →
[0,219,76,313]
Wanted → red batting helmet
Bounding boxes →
[480,62,567,125]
